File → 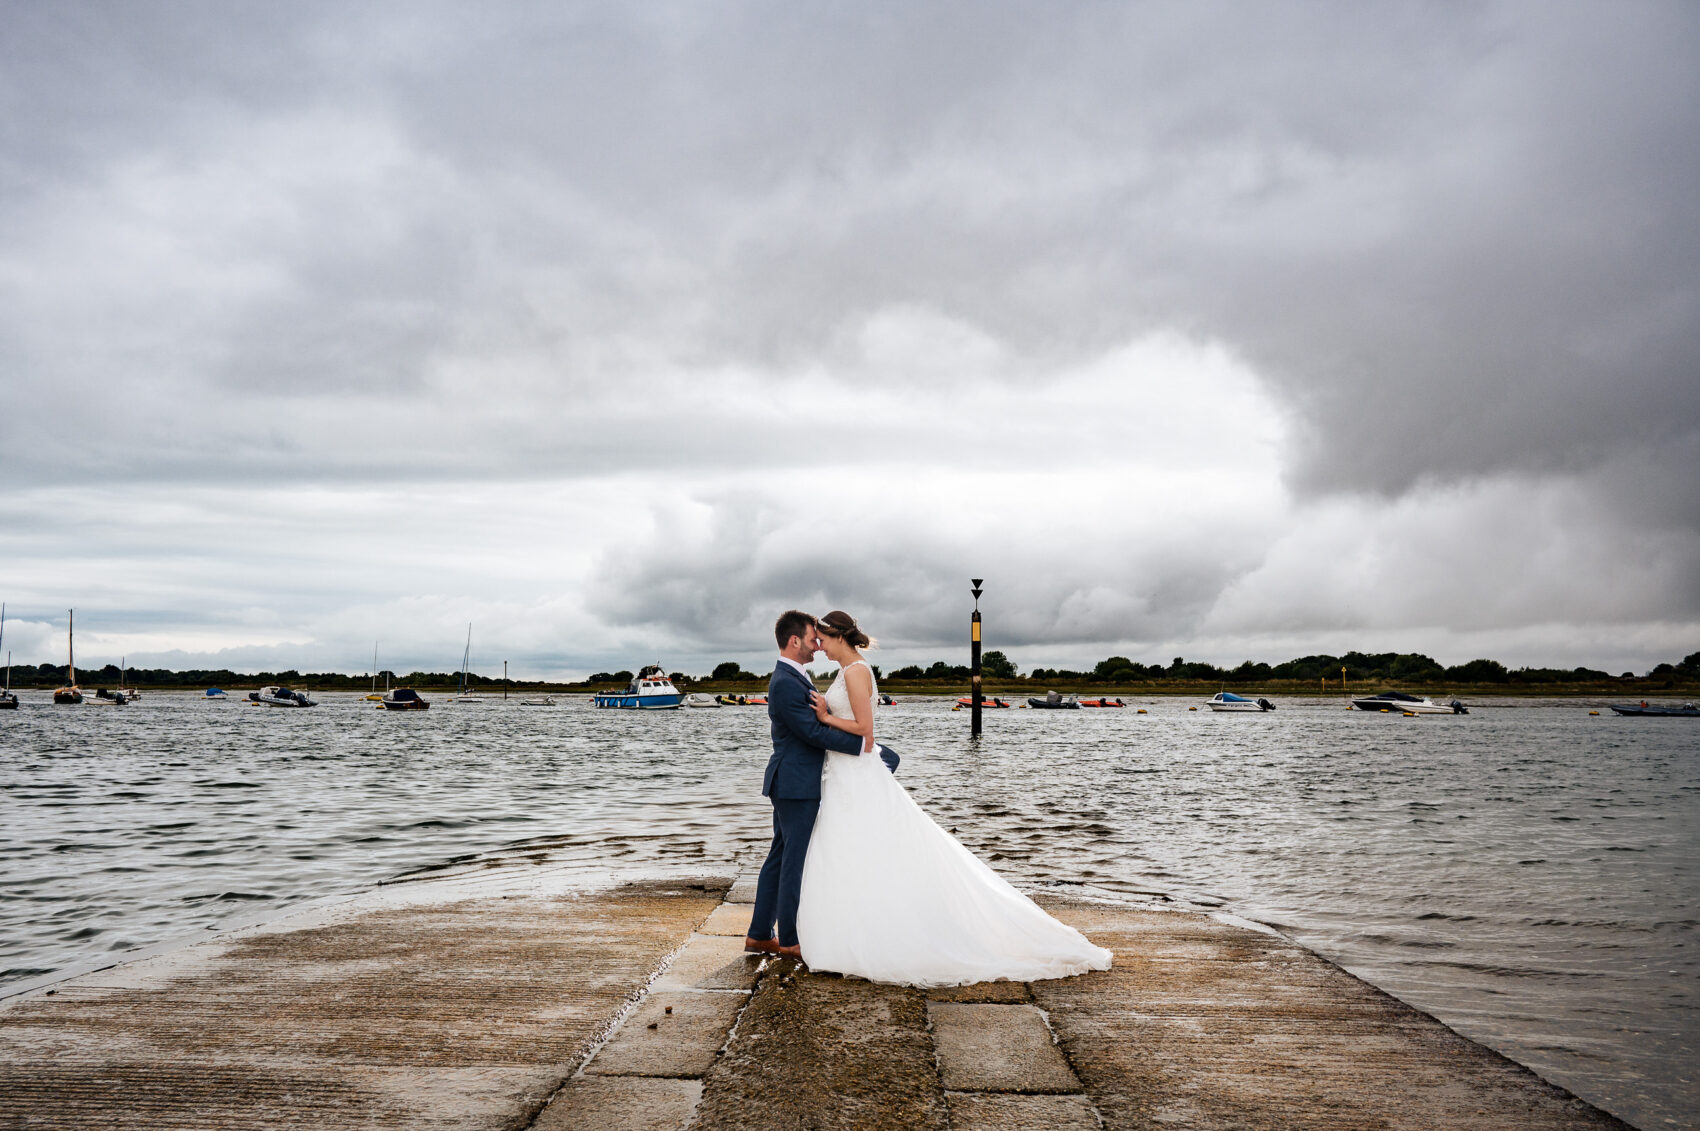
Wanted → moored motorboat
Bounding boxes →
[1081,698,1128,708]
[519,695,555,706]
[956,696,1011,708]
[683,693,720,708]
[248,686,317,707]
[1207,691,1275,712]
[380,687,429,711]
[1351,691,1467,714]
[1027,694,1079,709]
[203,687,228,700]
[715,694,767,706]
[878,693,896,706]
[1608,702,1699,717]
[594,665,683,710]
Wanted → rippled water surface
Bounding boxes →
[2,692,1694,1128]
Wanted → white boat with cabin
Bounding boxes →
[593,665,683,710]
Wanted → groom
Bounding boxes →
[745,609,896,960]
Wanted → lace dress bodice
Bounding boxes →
[823,660,878,723]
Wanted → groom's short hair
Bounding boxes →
[774,609,816,649]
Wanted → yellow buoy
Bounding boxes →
[1589,710,1600,716]
[1188,706,1197,711]
[1136,708,1147,714]
[1403,711,1417,717]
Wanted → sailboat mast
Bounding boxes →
[68,609,75,686]
[372,641,378,694]
[460,624,471,695]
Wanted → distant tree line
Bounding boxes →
[8,649,1696,690]
[6,664,573,692]
[1011,650,1699,685]
[676,649,1699,687]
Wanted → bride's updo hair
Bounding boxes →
[817,610,874,650]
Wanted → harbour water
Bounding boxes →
[1,692,1693,1128]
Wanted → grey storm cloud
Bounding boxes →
[0,1,1695,673]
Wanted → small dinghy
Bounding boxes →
[715,694,767,706]
[1080,698,1127,708]
[1207,692,1275,712]
[956,696,1011,708]
[1608,702,1699,717]
[683,693,720,708]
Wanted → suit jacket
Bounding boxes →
[763,661,867,799]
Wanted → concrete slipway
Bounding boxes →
[0,869,1632,1130]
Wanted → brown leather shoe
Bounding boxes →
[775,943,804,961]
[744,936,780,955]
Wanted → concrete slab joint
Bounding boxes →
[928,1002,1084,1095]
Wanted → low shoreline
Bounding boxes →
[3,679,1693,698]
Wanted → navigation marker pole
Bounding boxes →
[970,579,984,738]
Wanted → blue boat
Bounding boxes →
[593,665,683,710]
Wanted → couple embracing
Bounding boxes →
[745,609,1112,986]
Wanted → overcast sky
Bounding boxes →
[1,1,1696,679]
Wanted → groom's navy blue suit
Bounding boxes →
[749,660,899,947]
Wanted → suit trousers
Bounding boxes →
[748,796,820,947]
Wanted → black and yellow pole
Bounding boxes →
[970,578,984,737]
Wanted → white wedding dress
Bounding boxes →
[795,661,1113,986]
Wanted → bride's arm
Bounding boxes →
[810,665,876,752]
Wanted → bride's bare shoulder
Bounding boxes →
[842,661,873,693]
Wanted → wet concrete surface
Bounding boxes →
[692,965,952,1131]
[0,880,1637,1130]
[1032,898,1635,1130]
[0,876,727,1130]
[928,1001,1081,1093]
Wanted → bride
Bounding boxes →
[794,610,1113,986]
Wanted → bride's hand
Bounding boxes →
[810,691,829,720]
